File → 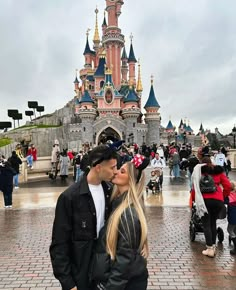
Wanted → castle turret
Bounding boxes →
[128,34,137,87]
[74,69,79,92]
[83,29,95,69]
[121,46,128,84]
[144,76,161,145]
[102,11,107,36]
[122,85,140,144]
[77,81,97,144]
[103,0,125,87]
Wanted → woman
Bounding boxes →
[92,154,149,290]
[191,156,231,257]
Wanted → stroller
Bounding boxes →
[189,202,224,242]
[146,169,162,194]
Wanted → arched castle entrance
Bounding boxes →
[97,127,121,144]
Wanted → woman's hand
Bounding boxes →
[141,241,149,259]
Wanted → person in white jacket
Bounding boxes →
[151,153,164,189]
[214,150,227,168]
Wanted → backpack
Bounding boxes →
[199,174,216,193]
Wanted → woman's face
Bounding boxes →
[112,163,129,186]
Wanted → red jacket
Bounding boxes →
[191,165,231,202]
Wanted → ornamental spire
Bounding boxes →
[93,7,100,44]
[136,59,143,93]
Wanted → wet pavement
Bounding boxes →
[0,168,236,289]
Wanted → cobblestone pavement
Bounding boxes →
[0,169,236,290]
[0,207,236,290]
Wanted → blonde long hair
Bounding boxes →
[106,162,148,260]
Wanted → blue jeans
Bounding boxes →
[26,155,33,167]
[173,164,180,177]
[13,174,19,187]
[76,167,84,183]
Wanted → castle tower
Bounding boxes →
[122,84,140,144]
[83,29,94,69]
[102,11,107,36]
[121,46,128,84]
[128,34,137,87]
[77,81,97,144]
[144,76,161,145]
[103,0,125,87]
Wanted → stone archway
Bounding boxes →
[97,127,121,144]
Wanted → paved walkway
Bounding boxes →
[0,169,236,289]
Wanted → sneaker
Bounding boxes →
[202,246,215,257]
[8,205,12,209]
[15,186,19,189]
[31,166,33,169]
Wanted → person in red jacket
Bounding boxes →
[191,156,231,257]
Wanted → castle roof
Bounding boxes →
[121,47,128,60]
[128,43,137,63]
[186,125,193,132]
[74,76,79,84]
[94,57,106,77]
[83,37,95,55]
[123,87,139,103]
[86,75,95,82]
[79,90,94,104]
[144,83,160,108]
[166,120,174,130]
[179,119,183,128]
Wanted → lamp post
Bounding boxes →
[183,131,186,145]
[232,125,236,149]
[175,132,178,145]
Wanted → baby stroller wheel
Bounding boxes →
[189,221,196,242]
[217,227,224,243]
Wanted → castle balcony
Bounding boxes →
[102,33,124,45]
[144,111,161,121]
[122,107,140,119]
[77,108,97,119]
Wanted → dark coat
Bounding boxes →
[0,163,16,193]
[8,153,22,174]
[49,175,113,290]
[92,194,148,290]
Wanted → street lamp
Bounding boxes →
[183,131,186,145]
[232,125,236,149]
[175,132,178,145]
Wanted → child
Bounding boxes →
[146,170,160,194]
[226,181,236,255]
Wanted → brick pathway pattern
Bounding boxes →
[0,207,236,290]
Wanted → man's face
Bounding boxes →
[97,158,118,182]
[155,153,159,159]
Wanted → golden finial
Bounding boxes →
[151,75,154,85]
[136,59,143,92]
[93,7,100,43]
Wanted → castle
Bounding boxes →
[70,0,161,147]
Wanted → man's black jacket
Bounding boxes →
[49,175,113,290]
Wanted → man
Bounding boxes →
[151,153,164,189]
[214,149,227,167]
[49,145,118,290]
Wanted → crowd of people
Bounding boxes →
[1,138,236,290]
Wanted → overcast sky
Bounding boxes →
[0,0,235,134]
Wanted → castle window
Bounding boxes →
[83,127,86,132]
[133,123,135,128]
[100,81,104,88]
